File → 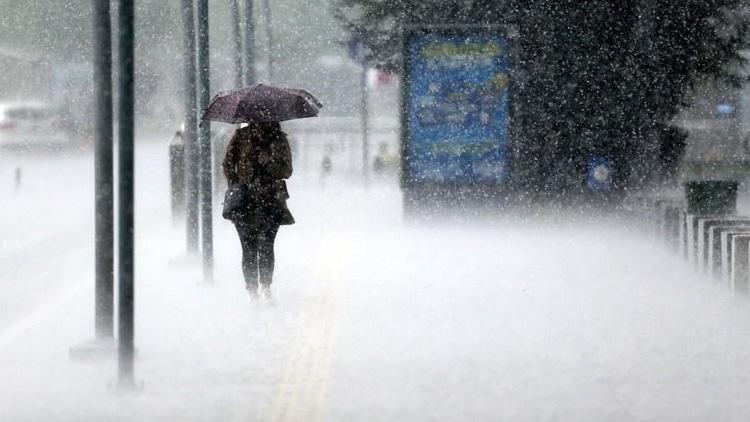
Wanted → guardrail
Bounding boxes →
[646,192,750,296]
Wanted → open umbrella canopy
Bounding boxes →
[201,84,323,124]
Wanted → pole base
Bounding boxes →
[112,379,145,392]
[168,251,201,268]
[69,337,117,361]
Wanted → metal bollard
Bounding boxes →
[731,234,750,294]
[14,167,21,192]
[721,229,750,284]
[169,131,185,222]
[678,209,688,259]
[708,224,750,279]
[652,198,667,242]
[662,202,684,253]
[698,217,750,273]
[686,215,713,265]
[652,198,665,240]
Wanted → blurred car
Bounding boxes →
[0,102,69,151]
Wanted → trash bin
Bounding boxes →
[685,180,738,215]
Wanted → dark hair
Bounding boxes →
[255,122,284,144]
[234,122,284,145]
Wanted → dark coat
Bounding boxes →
[222,126,295,226]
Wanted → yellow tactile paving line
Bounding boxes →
[265,241,347,422]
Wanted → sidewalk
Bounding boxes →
[5,147,750,420]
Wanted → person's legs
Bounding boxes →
[258,224,280,287]
[235,224,260,290]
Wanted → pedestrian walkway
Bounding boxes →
[4,147,750,421]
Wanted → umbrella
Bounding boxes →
[201,84,323,124]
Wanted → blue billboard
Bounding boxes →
[403,29,510,184]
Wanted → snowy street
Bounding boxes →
[0,151,94,333]
[3,144,750,421]
[4,0,750,419]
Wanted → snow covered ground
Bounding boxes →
[3,143,750,421]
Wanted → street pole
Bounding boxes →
[117,0,136,388]
[243,0,256,86]
[181,0,199,253]
[93,0,114,340]
[360,63,369,185]
[230,0,243,88]
[197,0,214,282]
[262,0,273,81]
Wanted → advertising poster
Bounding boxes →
[403,29,510,184]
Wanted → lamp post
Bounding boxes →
[243,0,256,86]
[230,0,243,87]
[181,0,199,253]
[196,0,213,282]
[360,61,369,185]
[262,0,273,81]
[93,0,115,341]
[117,0,136,387]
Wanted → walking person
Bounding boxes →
[222,122,294,298]
[201,84,321,301]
